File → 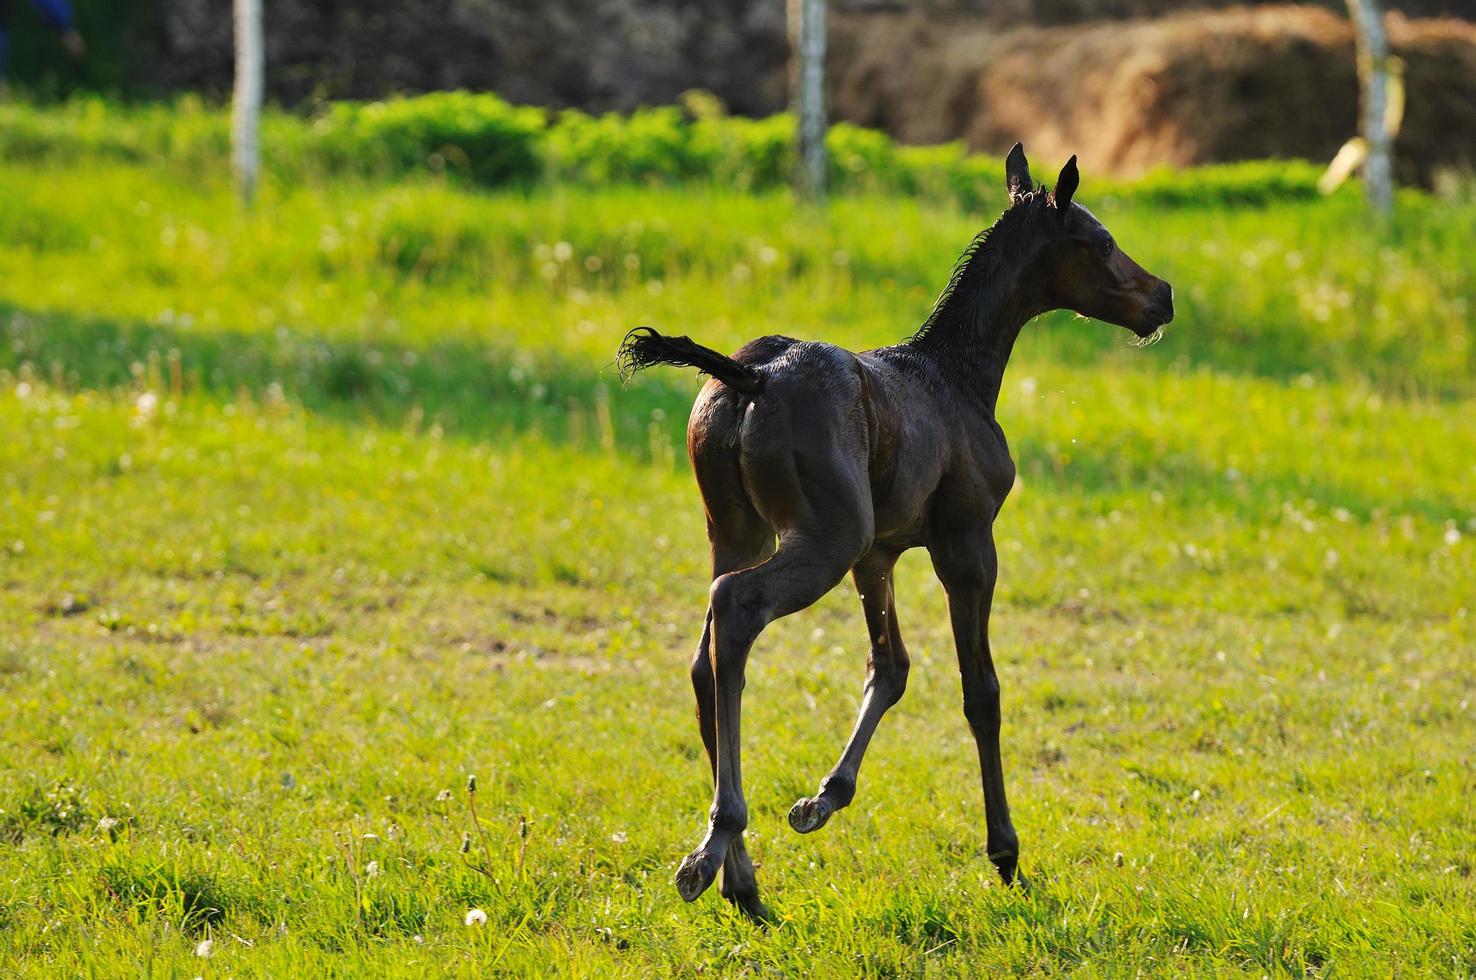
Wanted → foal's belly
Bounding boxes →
[868,466,943,552]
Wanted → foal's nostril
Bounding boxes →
[1156,282,1175,323]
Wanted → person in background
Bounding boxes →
[0,0,86,91]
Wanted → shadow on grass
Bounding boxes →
[2,302,1467,525]
[1,300,690,457]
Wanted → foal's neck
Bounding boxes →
[906,217,1046,412]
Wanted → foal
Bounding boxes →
[619,145,1173,920]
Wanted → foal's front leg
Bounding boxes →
[930,529,1022,886]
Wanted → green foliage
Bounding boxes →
[1,93,1333,211]
[0,103,1472,975]
[1113,159,1326,207]
[313,92,548,187]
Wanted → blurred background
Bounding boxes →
[5,0,1476,180]
[2,2,1474,974]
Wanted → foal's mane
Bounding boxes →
[911,188,1050,346]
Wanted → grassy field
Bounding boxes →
[1,141,1474,975]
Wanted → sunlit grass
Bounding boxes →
[0,149,1472,975]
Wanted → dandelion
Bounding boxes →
[96,816,120,833]
[465,908,487,926]
[460,832,471,854]
[466,774,477,793]
[610,832,628,844]
[135,391,159,418]
[365,860,381,878]
[435,788,452,802]
[194,939,214,958]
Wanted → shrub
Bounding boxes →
[312,91,547,186]
[0,91,1345,207]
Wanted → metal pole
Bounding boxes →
[794,0,827,200]
[232,0,264,206]
[1345,0,1392,216]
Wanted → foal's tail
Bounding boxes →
[616,327,765,395]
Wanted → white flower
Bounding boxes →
[610,832,627,844]
[464,908,487,926]
[194,939,214,958]
[365,860,380,878]
[435,789,453,802]
[96,816,120,833]
[135,391,159,418]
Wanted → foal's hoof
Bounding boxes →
[990,851,1024,889]
[723,887,774,925]
[787,796,834,834]
[674,849,722,902]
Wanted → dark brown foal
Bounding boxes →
[620,145,1173,921]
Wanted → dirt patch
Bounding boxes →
[830,5,1476,181]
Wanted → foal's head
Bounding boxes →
[1005,144,1174,342]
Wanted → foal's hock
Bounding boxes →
[618,145,1174,921]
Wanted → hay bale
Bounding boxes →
[830,5,1476,181]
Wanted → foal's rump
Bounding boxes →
[619,327,876,543]
[723,341,876,539]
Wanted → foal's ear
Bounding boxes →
[1005,142,1033,205]
[1053,155,1080,213]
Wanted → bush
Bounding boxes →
[0,91,1342,208]
[1103,159,1326,207]
[312,92,546,186]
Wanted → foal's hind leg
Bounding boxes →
[689,534,774,921]
[675,526,868,905]
[789,547,910,834]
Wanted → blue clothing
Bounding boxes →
[0,0,76,79]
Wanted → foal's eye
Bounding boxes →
[1099,238,1115,257]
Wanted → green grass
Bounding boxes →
[0,140,1473,974]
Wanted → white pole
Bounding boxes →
[233,0,264,206]
[1345,0,1392,216]
[794,0,827,200]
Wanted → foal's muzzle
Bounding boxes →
[1135,280,1174,336]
